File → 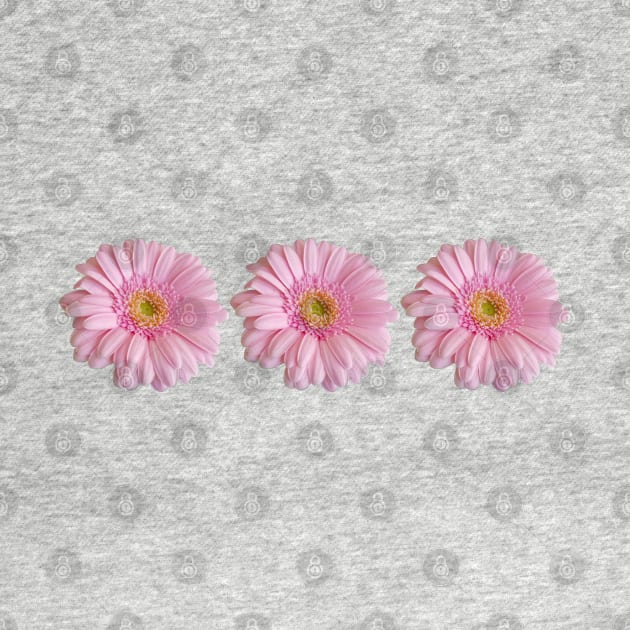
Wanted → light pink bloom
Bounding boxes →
[231,239,399,391]
[60,240,227,391]
[401,239,563,390]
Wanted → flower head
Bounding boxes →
[231,239,399,391]
[60,240,227,391]
[401,239,562,390]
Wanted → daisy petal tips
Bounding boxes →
[60,240,228,391]
[231,239,399,391]
[401,239,563,391]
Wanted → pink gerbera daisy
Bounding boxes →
[231,239,399,391]
[401,239,563,390]
[60,239,228,391]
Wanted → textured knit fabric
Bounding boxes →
[0,1,629,629]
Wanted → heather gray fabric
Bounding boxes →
[1,1,629,629]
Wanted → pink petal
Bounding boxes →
[282,244,304,281]
[438,327,472,359]
[96,245,124,288]
[152,245,178,283]
[424,312,459,331]
[467,333,489,372]
[323,245,347,283]
[82,312,118,330]
[266,245,294,288]
[303,239,318,275]
[268,327,301,358]
[326,335,353,369]
[253,312,288,330]
[132,239,148,277]
[297,333,317,366]
[96,327,131,360]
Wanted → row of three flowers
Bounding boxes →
[60,238,563,392]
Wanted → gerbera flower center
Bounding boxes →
[298,289,339,329]
[128,289,169,328]
[455,275,523,340]
[285,274,353,339]
[113,278,182,339]
[469,289,510,329]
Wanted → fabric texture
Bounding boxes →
[1,1,629,628]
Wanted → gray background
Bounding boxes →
[1,0,630,628]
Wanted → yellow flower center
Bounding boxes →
[128,289,169,328]
[298,289,339,329]
[469,289,510,329]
